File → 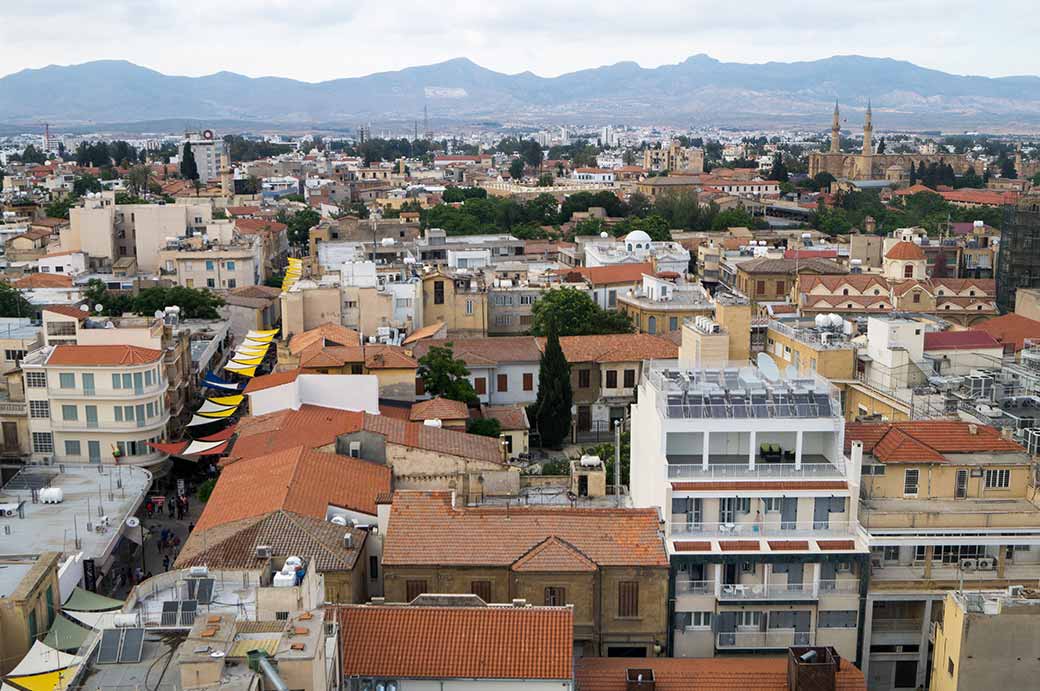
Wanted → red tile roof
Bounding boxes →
[884,241,926,260]
[412,336,542,366]
[401,321,447,345]
[976,313,1040,352]
[15,273,73,288]
[511,537,598,572]
[574,656,866,690]
[42,305,88,321]
[234,218,287,236]
[338,605,573,680]
[845,421,1024,463]
[363,344,417,370]
[554,262,654,286]
[383,491,668,568]
[244,368,300,393]
[410,396,470,422]
[539,334,678,363]
[288,322,360,354]
[482,405,529,431]
[47,344,162,366]
[195,445,390,531]
[923,330,1001,351]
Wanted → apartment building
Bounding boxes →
[411,336,541,406]
[732,257,847,302]
[159,241,262,290]
[555,262,651,310]
[848,420,1040,691]
[630,361,869,662]
[22,344,169,466]
[643,141,705,173]
[420,268,487,337]
[617,273,714,337]
[764,318,857,381]
[180,131,229,184]
[379,490,669,657]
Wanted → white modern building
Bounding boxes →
[630,360,869,661]
[584,231,691,275]
[180,131,228,184]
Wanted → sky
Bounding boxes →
[1,0,1036,82]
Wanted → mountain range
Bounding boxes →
[2,55,1040,131]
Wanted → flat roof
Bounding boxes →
[0,466,151,563]
[77,632,184,691]
[0,559,34,598]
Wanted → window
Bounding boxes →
[465,299,474,315]
[523,373,533,391]
[618,581,639,617]
[115,407,123,422]
[497,374,508,392]
[883,546,900,562]
[470,581,492,602]
[904,264,914,279]
[955,469,968,498]
[433,281,444,304]
[819,610,857,628]
[623,369,636,388]
[32,432,53,453]
[205,260,215,271]
[607,289,617,307]
[122,373,132,389]
[82,373,94,395]
[227,279,237,289]
[415,377,425,396]
[768,611,794,629]
[226,261,236,270]
[29,401,50,419]
[207,278,216,288]
[647,316,656,334]
[675,611,712,629]
[578,369,591,388]
[669,317,678,331]
[948,658,954,676]
[913,292,921,304]
[405,580,427,601]
[775,280,785,296]
[61,405,78,421]
[4,349,26,362]
[984,469,1010,489]
[544,586,566,607]
[903,468,919,495]
[756,280,766,295]
[46,322,76,337]
[762,498,781,512]
[274,611,289,621]
[369,556,379,580]
[64,440,81,456]
[59,373,75,389]
[474,377,486,395]
[736,611,761,628]
[606,370,618,388]
[26,372,46,388]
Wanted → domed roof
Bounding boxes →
[625,230,652,245]
[885,240,926,261]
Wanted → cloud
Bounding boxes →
[0,0,1035,82]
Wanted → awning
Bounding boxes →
[186,414,232,428]
[183,439,230,456]
[42,615,91,652]
[246,329,279,338]
[195,425,237,442]
[202,372,244,391]
[207,395,243,406]
[196,406,237,419]
[61,609,120,631]
[226,355,264,366]
[1,641,82,691]
[61,587,122,612]
[234,345,268,357]
[196,400,237,415]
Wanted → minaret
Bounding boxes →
[830,102,841,153]
[862,100,873,156]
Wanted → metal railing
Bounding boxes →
[716,631,813,649]
[671,520,853,539]
[871,618,923,632]
[675,580,714,595]
[719,582,815,599]
[668,462,845,480]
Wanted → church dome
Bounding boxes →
[625,230,652,248]
[885,240,926,261]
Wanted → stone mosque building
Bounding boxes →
[808,102,973,181]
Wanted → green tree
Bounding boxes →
[0,283,33,318]
[125,165,152,196]
[467,418,502,438]
[585,431,631,487]
[530,288,633,337]
[17,145,46,164]
[131,286,224,319]
[509,158,525,180]
[284,208,321,246]
[417,344,478,403]
[537,172,554,187]
[84,279,133,316]
[626,192,652,218]
[1032,172,1040,187]
[1000,156,1018,179]
[520,140,543,169]
[73,174,102,197]
[532,325,572,449]
[180,142,199,181]
[44,195,77,220]
[711,207,764,231]
[806,172,837,192]
[768,153,789,182]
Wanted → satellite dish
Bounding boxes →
[126,517,140,528]
[154,310,164,319]
[785,365,799,379]
[756,352,781,382]
[78,304,89,312]
[94,304,103,313]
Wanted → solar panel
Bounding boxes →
[196,578,214,604]
[180,600,198,626]
[118,628,145,664]
[161,601,179,626]
[96,629,122,664]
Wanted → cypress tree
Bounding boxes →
[534,324,572,449]
[180,142,199,181]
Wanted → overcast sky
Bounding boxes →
[2,0,1036,81]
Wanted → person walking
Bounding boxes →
[167,497,175,518]
[162,554,170,572]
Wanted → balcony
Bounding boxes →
[0,400,26,416]
[671,520,854,540]
[677,579,858,600]
[716,631,813,649]
[668,459,845,481]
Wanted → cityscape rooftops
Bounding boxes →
[767,317,856,351]
[26,344,164,367]
[845,420,1027,464]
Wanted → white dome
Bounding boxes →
[625,230,652,246]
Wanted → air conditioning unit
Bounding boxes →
[255,545,272,559]
[977,557,996,571]
[959,558,978,571]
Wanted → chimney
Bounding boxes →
[787,647,839,691]
[626,668,655,691]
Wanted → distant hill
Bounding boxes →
[2,55,1039,130]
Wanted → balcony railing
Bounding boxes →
[678,579,858,600]
[668,462,845,481]
[671,520,854,539]
[675,580,714,596]
[0,401,26,416]
[716,631,813,649]
[871,618,923,633]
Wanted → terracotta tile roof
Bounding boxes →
[536,334,678,363]
[195,446,390,531]
[799,274,888,293]
[42,249,81,258]
[884,241,927,260]
[383,491,668,568]
[299,344,364,368]
[737,257,846,275]
[673,541,711,552]
[401,321,446,345]
[410,397,469,422]
[784,248,838,260]
[511,537,598,572]
[377,401,412,421]
[363,344,417,369]
[288,322,360,355]
[225,206,262,217]
[244,369,300,393]
[362,413,503,464]
[940,189,1017,206]
[338,605,573,680]
[42,305,88,320]
[672,481,847,491]
[176,511,367,572]
[893,184,937,197]
[554,262,654,286]
[845,421,1024,463]
[234,218,287,236]
[817,540,857,551]
[47,344,162,366]
[412,336,542,366]
[719,540,759,552]
[768,540,810,551]
[230,285,281,300]
[976,313,1040,352]
[482,405,529,431]
[574,655,866,691]
[15,273,73,288]
[923,330,1001,351]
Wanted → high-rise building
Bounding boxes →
[180,130,228,184]
[997,194,1040,312]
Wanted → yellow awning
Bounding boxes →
[5,666,80,691]
[208,394,244,406]
[196,406,238,419]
